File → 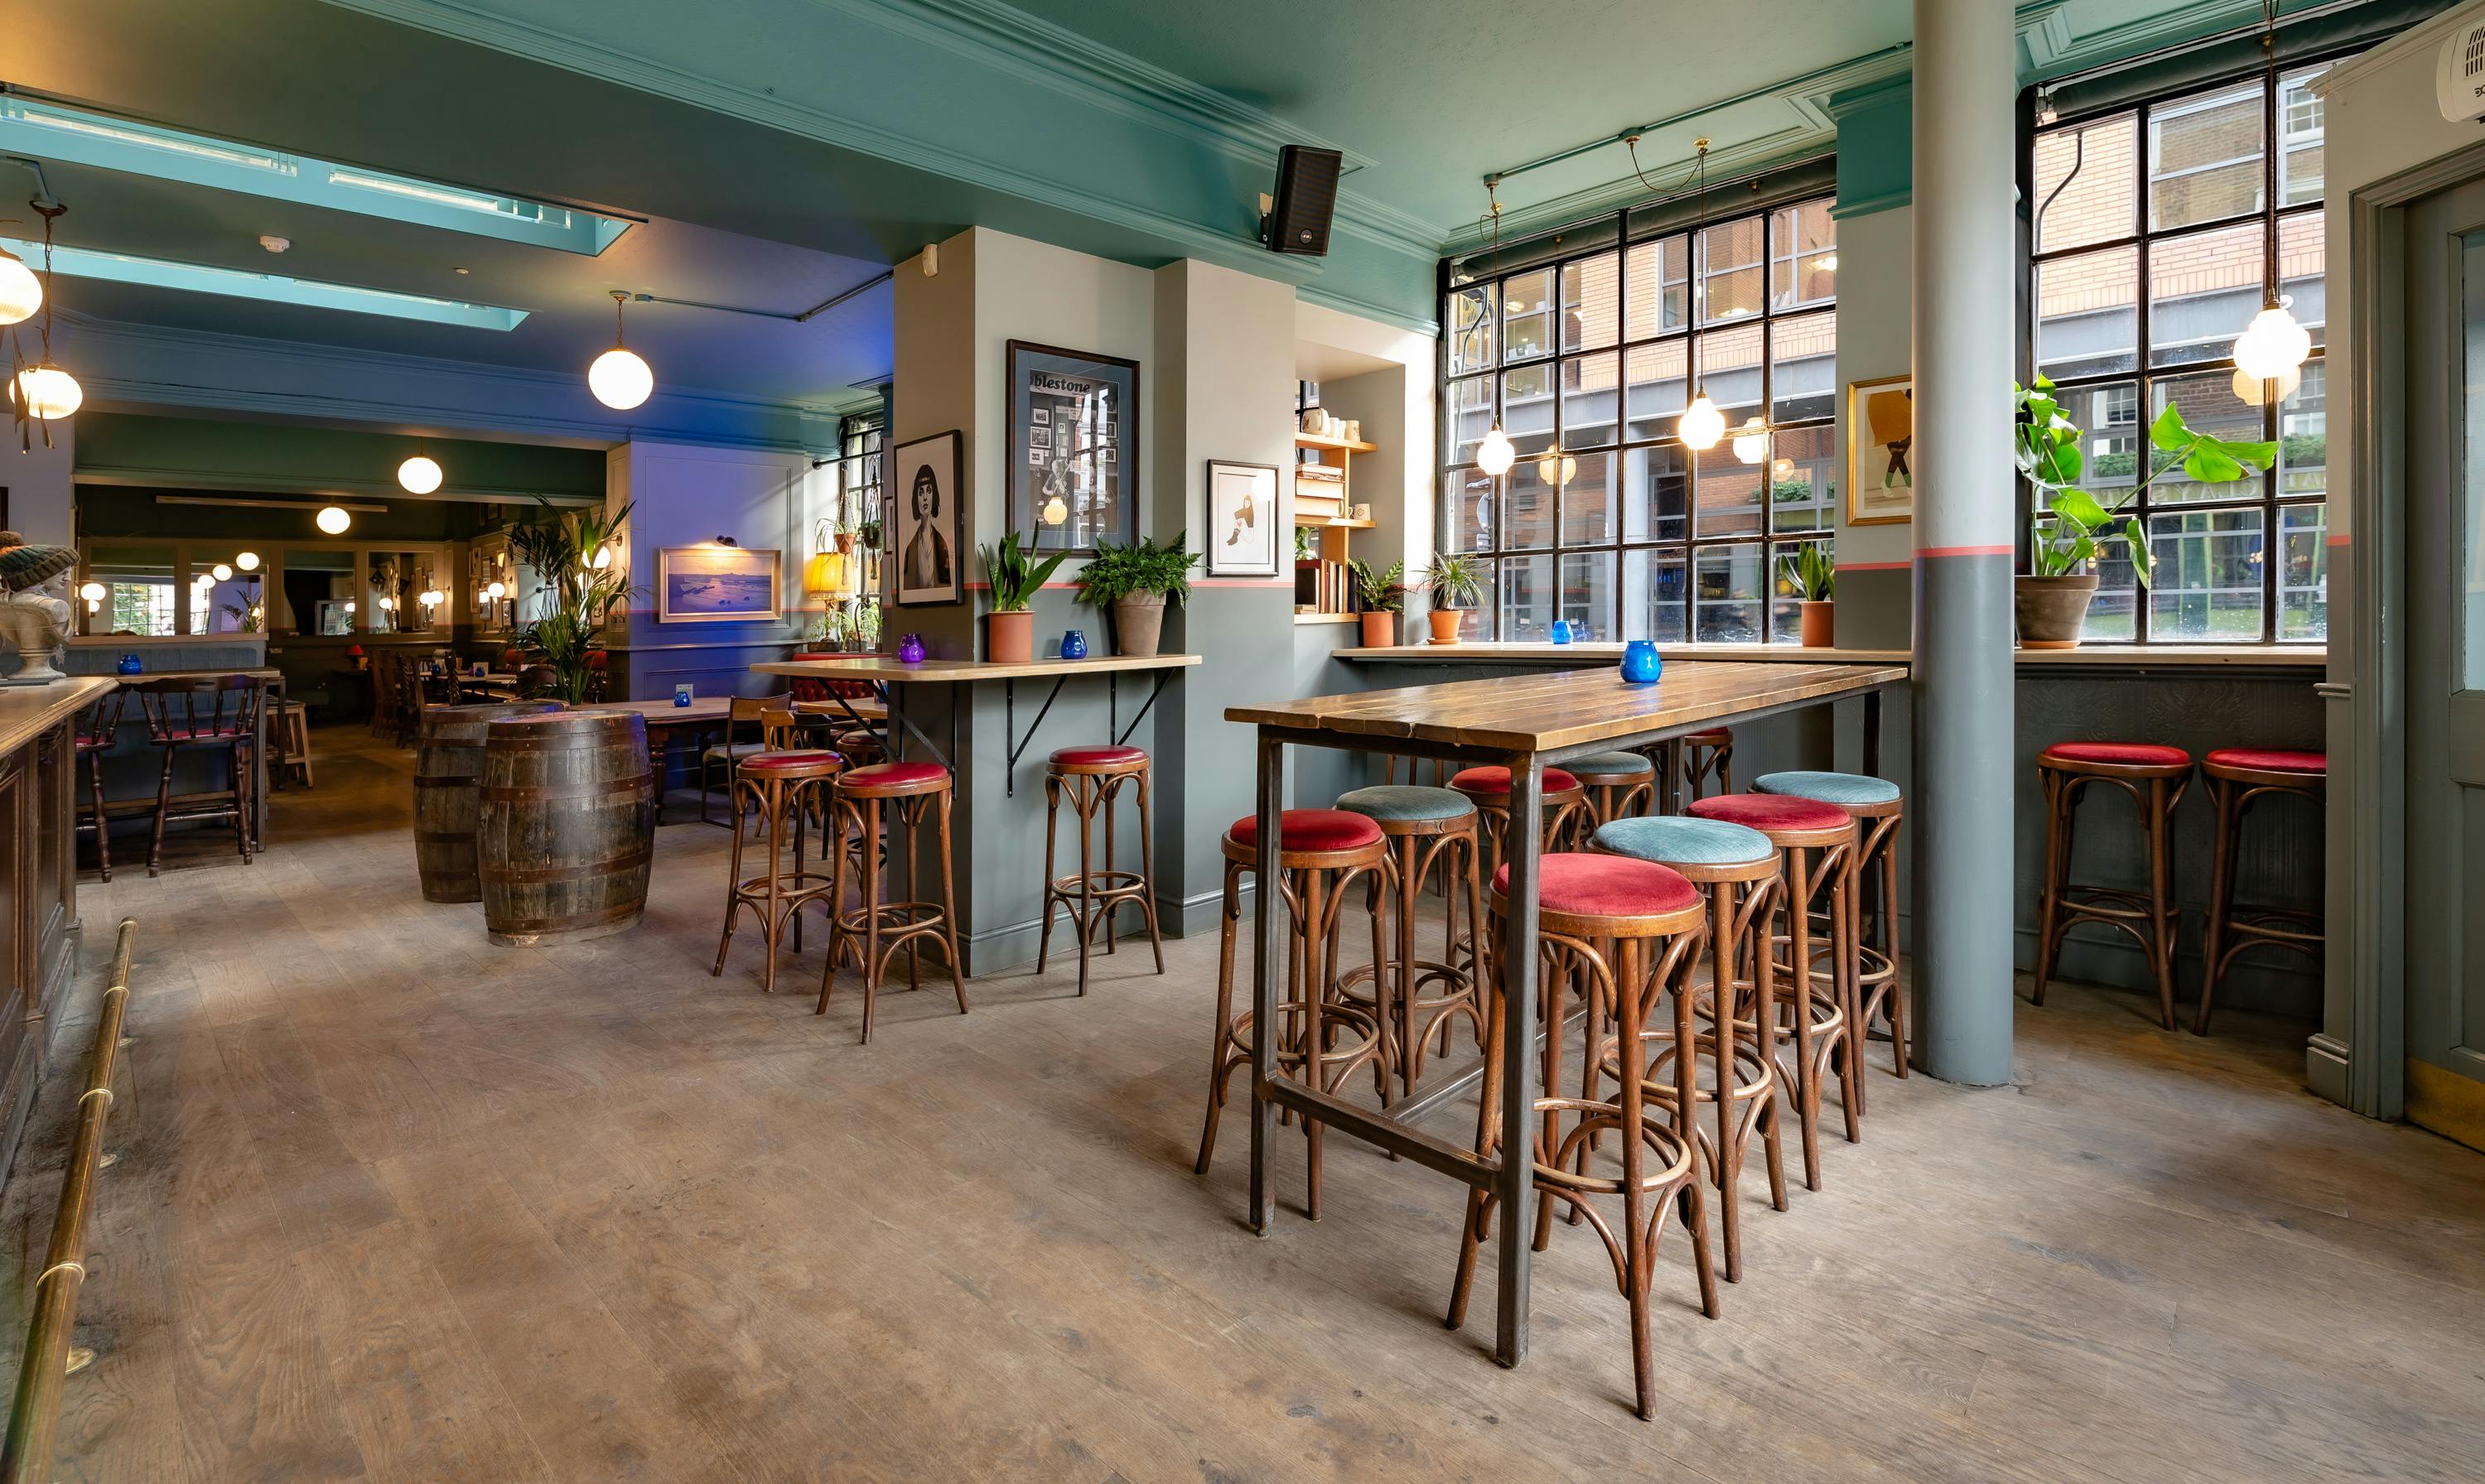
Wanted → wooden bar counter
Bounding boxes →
[0,677,116,1186]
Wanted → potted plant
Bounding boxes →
[1779,542,1836,648]
[1421,552,1486,645]
[2015,376,2275,648]
[1075,532,1197,656]
[508,498,638,702]
[1348,557,1405,648]
[980,530,1069,664]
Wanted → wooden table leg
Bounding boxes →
[1249,729,1285,1235]
[1495,750,1542,1367]
[1863,688,1884,778]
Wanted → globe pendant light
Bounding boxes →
[235,551,260,571]
[589,289,654,411]
[1678,140,1725,452]
[398,452,443,494]
[1470,179,1518,479]
[2230,1,2312,391]
[1731,416,1768,465]
[211,562,234,581]
[316,505,352,535]
[1535,449,1575,486]
[0,245,39,325]
[8,362,80,420]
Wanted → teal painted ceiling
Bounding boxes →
[7,0,2401,382]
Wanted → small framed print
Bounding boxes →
[889,429,966,605]
[656,545,782,623]
[1007,340,1138,555]
[1846,374,1914,526]
[1204,460,1279,577]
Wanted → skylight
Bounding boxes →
[0,98,632,256]
[2,239,528,330]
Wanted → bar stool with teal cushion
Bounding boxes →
[1568,749,1657,827]
[1332,784,1485,1091]
[1590,815,1786,1281]
[1754,770,1907,1093]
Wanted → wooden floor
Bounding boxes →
[7,726,2483,1482]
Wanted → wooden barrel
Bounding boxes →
[413,701,567,903]
[476,710,657,947]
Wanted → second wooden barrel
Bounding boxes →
[476,709,657,947]
[413,700,567,903]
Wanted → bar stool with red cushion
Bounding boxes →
[2196,747,2325,1036]
[1037,743,1165,996]
[1194,809,1388,1220]
[1754,769,1908,1092]
[1589,814,1787,1282]
[711,749,842,995]
[1450,764,1588,881]
[816,759,967,1043]
[75,688,130,882]
[1445,852,1719,1419]
[1686,791,1860,1187]
[1639,726,1736,807]
[132,675,265,876]
[2032,740,2193,1029]
[1330,783,1486,1093]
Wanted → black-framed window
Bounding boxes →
[1438,195,1838,643]
[839,409,885,529]
[2029,60,2330,644]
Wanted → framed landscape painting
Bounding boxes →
[656,545,781,623]
[1846,374,1914,526]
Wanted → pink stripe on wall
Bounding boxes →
[2325,534,2351,547]
[1836,560,1912,571]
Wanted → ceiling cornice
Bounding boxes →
[2016,0,2310,81]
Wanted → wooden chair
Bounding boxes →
[271,700,313,789]
[699,695,793,825]
[132,674,266,875]
[75,688,132,881]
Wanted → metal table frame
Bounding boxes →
[1242,679,1894,1367]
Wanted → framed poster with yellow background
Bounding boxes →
[1846,374,1913,526]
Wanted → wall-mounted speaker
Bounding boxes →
[1263,145,1343,258]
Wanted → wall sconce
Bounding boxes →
[713,534,740,547]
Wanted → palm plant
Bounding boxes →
[508,499,638,703]
[1421,552,1487,610]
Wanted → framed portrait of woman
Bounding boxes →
[889,429,964,605]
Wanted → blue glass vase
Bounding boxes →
[116,653,143,675]
[1059,629,1088,661]
[1619,639,1662,686]
[1549,619,1572,645]
[897,633,927,664]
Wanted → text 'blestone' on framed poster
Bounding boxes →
[1006,340,1137,556]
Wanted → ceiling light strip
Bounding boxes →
[1,238,527,330]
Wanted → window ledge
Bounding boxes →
[1337,641,2327,669]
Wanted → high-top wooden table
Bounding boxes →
[1224,659,1909,1367]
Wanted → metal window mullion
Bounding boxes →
[2132,93,2155,646]
[2261,63,2282,644]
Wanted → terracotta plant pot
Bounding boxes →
[987,609,1034,664]
[1799,600,1836,648]
[2015,573,2100,649]
[1112,594,1167,657]
[1426,608,1465,645]
[1359,610,1397,648]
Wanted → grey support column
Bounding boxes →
[1908,0,2016,1086]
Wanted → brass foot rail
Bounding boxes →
[2,918,137,1484]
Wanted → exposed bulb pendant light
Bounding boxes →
[398,450,443,494]
[0,243,38,325]
[2232,0,2310,404]
[589,289,654,411]
[1535,448,1575,485]
[235,551,260,571]
[1473,177,1518,479]
[7,200,79,441]
[1679,140,1725,452]
[316,504,352,535]
[1731,416,1768,465]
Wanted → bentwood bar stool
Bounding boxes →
[1331,783,1486,1093]
[1195,809,1389,1220]
[1037,744,1165,996]
[1446,852,1719,1419]
[711,749,842,995]
[2031,741,2193,1029]
[133,675,266,876]
[1567,749,1657,827]
[1755,770,1908,1087]
[1590,815,1787,1283]
[817,759,968,1043]
[1686,791,1860,1187]
[1450,764,1588,884]
[1639,725,1735,808]
[2195,747,2326,1036]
